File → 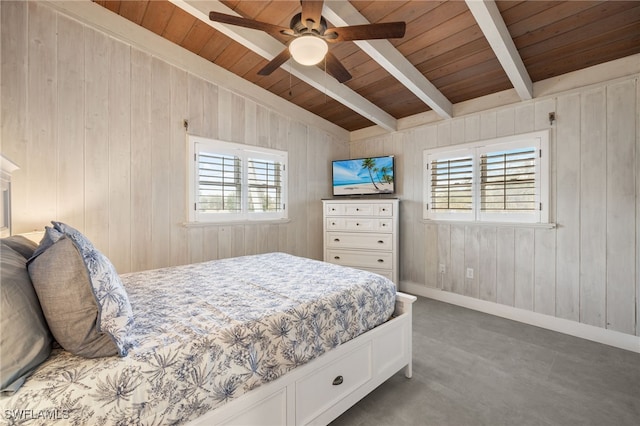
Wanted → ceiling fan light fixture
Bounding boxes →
[289,35,328,66]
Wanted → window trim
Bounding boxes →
[187,135,288,223]
[423,130,550,224]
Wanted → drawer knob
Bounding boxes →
[356,208,360,211]
[334,238,340,242]
[332,222,336,225]
[377,240,384,244]
[356,223,360,226]
[334,256,340,260]
[332,376,344,386]
[378,259,384,263]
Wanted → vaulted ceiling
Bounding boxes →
[94,0,640,132]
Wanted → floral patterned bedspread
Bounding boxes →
[1,252,396,425]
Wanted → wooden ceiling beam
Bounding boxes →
[170,0,398,132]
[322,1,453,120]
[465,0,533,100]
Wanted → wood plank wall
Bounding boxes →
[0,1,348,273]
[352,77,639,337]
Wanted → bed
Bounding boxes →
[1,224,415,425]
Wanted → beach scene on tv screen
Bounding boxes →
[333,157,394,195]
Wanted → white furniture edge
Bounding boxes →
[402,282,640,354]
[186,292,417,425]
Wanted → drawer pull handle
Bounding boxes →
[334,238,340,242]
[332,376,344,386]
[377,240,384,244]
[377,259,384,263]
[334,256,340,260]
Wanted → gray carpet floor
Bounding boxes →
[330,297,640,426]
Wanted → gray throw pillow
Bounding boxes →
[29,226,63,261]
[1,235,38,259]
[28,236,132,358]
[0,244,52,394]
[50,222,134,356]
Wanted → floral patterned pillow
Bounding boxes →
[50,222,133,356]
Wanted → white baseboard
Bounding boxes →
[401,281,640,354]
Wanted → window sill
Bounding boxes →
[421,219,556,229]
[183,218,291,227]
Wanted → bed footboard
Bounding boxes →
[395,291,418,378]
[188,292,417,426]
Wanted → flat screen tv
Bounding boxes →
[332,155,395,196]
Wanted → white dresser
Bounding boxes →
[323,199,399,284]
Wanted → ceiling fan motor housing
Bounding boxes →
[290,12,328,37]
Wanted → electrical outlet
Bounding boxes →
[466,267,474,279]
[439,264,446,274]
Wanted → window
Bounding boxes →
[424,130,549,224]
[188,136,287,222]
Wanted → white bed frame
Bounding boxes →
[187,292,417,426]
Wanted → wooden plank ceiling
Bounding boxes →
[94,0,640,132]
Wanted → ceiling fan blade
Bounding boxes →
[209,11,293,37]
[301,0,324,31]
[324,52,352,83]
[257,48,292,76]
[325,22,406,43]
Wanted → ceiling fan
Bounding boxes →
[209,0,406,83]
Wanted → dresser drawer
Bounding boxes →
[325,203,376,216]
[326,218,392,232]
[296,342,372,425]
[326,232,392,250]
[325,203,345,216]
[325,202,393,217]
[326,249,393,270]
[377,203,393,216]
[344,203,375,216]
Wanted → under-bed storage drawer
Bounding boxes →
[218,388,287,425]
[295,342,372,425]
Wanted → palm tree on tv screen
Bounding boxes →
[361,158,381,191]
[378,165,393,185]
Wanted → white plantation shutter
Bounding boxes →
[477,138,544,223]
[424,130,549,224]
[480,148,536,212]
[197,152,242,213]
[189,136,287,222]
[425,149,475,221]
[247,157,284,213]
[430,157,474,211]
